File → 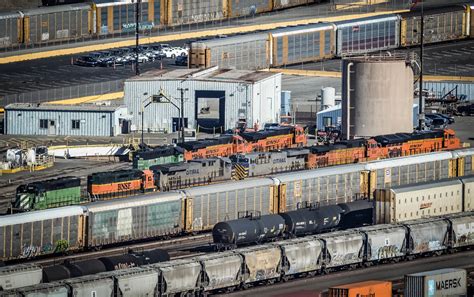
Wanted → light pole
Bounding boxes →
[135,0,141,76]
[154,88,188,144]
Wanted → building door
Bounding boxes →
[48,120,56,135]
[172,118,188,132]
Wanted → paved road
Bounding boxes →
[220,250,474,296]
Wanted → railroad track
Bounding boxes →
[20,233,212,267]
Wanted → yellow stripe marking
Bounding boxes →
[45,91,124,105]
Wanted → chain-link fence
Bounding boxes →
[0,80,124,106]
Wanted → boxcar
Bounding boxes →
[189,33,269,70]
[22,4,92,46]
[0,206,86,261]
[150,259,201,296]
[404,218,449,255]
[358,224,406,262]
[273,0,317,10]
[85,192,184,247]
[461,175,474,211]
[269,23,336,67]
[400,6,469,47]
[197,252,243,292]
[272,164,366,213]
[335,14,400,57]
[183,178,275,232]
[454,148,474,177]
[92,0,160,36]
[161,0,225,26]
[228,0,272,18]
[0,12,22,49]
[0,264,42,291]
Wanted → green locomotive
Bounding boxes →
[132,146,184,170]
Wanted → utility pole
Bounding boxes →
[177,88,188,143]
[418,1,425,130]
[135,0,141,76]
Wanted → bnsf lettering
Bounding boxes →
[117,182,132,191]
[436,278,462,290]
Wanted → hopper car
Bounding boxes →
[2,149,474,262]
[2,212,474,296]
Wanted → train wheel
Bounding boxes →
[282,275,291,282]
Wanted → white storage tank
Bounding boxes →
[342,56,414,139]
[321,87,336,109]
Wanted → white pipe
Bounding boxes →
[346,62,354,140]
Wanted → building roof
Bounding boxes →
[127,67,278,84]
[5,103,125,112]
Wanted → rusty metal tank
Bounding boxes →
[342,55,414,139]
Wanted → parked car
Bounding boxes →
[425,114,447,128]
[175,55,188,66]
[435,114,455,124]
[75,52,105,67]
[457,104,474,116]
[163,47,187,58]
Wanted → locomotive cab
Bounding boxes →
[443,129,461,149]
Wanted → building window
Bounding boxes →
[40,119,48,129]
[72,120,80,129]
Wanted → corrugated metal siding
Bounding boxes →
[424,81,474,102]
[229,0,271,18]
[0,13,21,48]
[5,109,121,137]
[124,76,280,132]
[273,0,315,9]
[167,0,224,26]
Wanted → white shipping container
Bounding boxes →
[405,268,467,297]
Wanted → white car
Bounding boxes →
[162,47,188,58]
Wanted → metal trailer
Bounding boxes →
[374,178,464,224]
[228,0,272,18]
[453,148,474,177]
[445,212,474,249]
[317,230,364,269]
[269,23,336,67]
[0,12,22,49]
[85,192,184,247]
[273,0,317,10]
[335,15,400,57]
[153,158,233,191]
[404,218,449,255]
[92,0,160,36]
[189,33,269,70]
[271,164,366,213]
[9,282,69,297]
[161,0,225,26]
[358,224,407,262]
[197,252,243,292]
[149,259,201,296]
[22,4,92,46]
[183,178,275,232]
[0,264,42,291]
[400,6,469,47]
[0,206,85,261]
[273,237,323,278]
[404,268,467,297]
[110,267,158,297]
[237,245,282,284]
[364,152,455,199]
[64,274,114,297]
[461,175,474,211]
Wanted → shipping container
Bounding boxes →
[64,274,114,297]
[329,280,392,297]
[0,206,85,261]
[161,0,225,26]
[111,267,158,297]
[405,268,467,297]
[404,218,449,254]
[198,252,243,292]
[374,178,463,224]
[238,245,281,284]
[318,230,364,269]
[0,264,42,291]
[272,164,365,212]
[0,12,22,49]
[269,23,336,67]
[86,192,183,247]
[461,175,474,211]
[92,0,160,36]
[445,212,474,248]
[150,259,201,296]
[189,33,269,70]
[364,152,455,198]
[400,6,468,47]
[229,0,272,18]
[358,224,406,262]
[335,14,400,57]
[183,178,274,231]
[273,237,323,277]
[22,4,91,45]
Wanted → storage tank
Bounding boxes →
[342,56,414,139]
[321,87,336,109]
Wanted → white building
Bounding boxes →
[124,67,282,133]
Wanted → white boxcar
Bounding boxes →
[0,264,42,291]
[374,179,463,224]
[198,252,243,292]
[404,218,449,255]
[445,212,474,248]
[359,224,407,262]
[238,245,282,284]
[317,230,364,269]
[461,175,474,211]
[151,259,201,296]
[273,237,323,277]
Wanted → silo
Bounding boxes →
[342,56,414,139]
[321,87,336,109]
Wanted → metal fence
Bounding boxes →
[0,80,124,106]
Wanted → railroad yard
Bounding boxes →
[0,0,474,296]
